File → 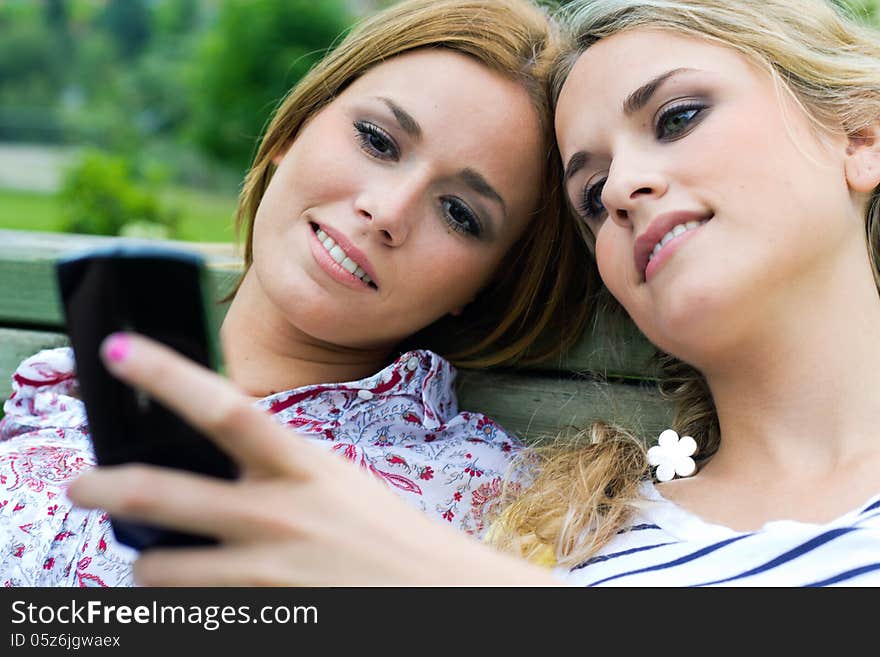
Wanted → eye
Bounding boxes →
[440,197,482,237]
[578,177,607,227]
[655,102,707,141]
[354,121,398,160]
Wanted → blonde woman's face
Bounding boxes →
[249,49,543,351]
[555,29,862,366]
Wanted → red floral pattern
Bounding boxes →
[0,347,524,586]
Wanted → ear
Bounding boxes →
[844,122,880,193]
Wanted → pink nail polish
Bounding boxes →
[105,333,130,363]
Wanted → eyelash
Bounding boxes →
[354,120,399,160]
[353,120,482,238]
[440,197,482,237]
[578,176,607,227]
[654,101,707,140]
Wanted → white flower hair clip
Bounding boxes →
[647,429,697,482]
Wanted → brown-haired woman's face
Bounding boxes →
[249,49,543,351]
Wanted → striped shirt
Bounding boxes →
[560,481,880,587]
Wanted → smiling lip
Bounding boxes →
[309,222,379,291]
[634,210,712,282]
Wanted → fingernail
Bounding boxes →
[104,333,131,363]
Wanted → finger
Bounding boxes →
[99,332,315,477]
[67,464,299,544]
[134,544,305,587]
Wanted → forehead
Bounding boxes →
[346,49,542,148]
[554,29,753,153]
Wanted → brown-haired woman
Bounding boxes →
[1,0,589,586]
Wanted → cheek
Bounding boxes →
[275,126,364,208]
[594,227,633,305]
[406,243,502,310]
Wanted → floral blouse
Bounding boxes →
[0,347,523,587]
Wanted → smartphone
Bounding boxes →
[56,245,239,550]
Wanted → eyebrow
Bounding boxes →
[459,167,506,215]
[376,97,421,138]
[623,67,695,115]
[563,151,590,187]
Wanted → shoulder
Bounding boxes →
[1,347,85,441]
[11,347,77,390]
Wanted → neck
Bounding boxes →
[219,270,393,398]
[697,249,880,484]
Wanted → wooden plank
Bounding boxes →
[537,314,659,380]
[0,327,69,403]
[455,369,672,445]
[0,230,241,329]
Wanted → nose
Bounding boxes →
[602,153,669,230]
[355,173,425,246]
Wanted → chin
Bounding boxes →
[640,285,739,360]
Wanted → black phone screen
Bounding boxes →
[57,246,238,550]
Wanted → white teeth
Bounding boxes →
[328,245,346,263]
[649,219,708,262]
[313,225,373,286]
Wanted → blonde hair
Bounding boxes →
[230,0,591,368]
[488,0,880,569]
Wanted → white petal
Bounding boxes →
[675,457,696,477]
[678,435,697,457]
[655,463,675,482]
[657,429,679,448]
[647,445,664,466]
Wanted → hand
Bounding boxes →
[67,333,559,586]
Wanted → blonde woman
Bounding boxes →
[491,0,880,585]
[71,0,880,587]
[0,0,589,586]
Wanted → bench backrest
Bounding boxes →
[0,229,672,444]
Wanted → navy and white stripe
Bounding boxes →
[559,482,880,587]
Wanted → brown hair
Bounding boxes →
[488,0,880,568]
[230,0,591,368]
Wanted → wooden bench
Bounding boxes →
[0,228,672,443]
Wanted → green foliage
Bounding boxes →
[0,8,65,141]
[838,0,880,23]
[0,185,237,243]
[186,0,354,170]
[57,150,179,238]
[97,0,153,60]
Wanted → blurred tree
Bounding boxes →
[185,0,354,172]
[0,5,65,141]
[153,0,201,37]
[58,149,179,238]
[98,0,153,60]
